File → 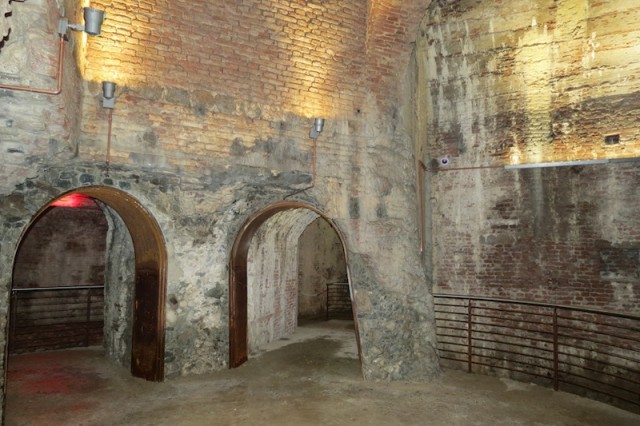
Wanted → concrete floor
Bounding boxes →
[5,320,639,425]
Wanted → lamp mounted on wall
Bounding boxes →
[285,117,324,199]
[0,5,106,95]
[309,118,325,139]
[58,7,105,36]
[102,81,116,108]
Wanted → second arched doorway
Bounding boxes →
[229,201,361,369]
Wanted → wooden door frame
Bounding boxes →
[228,201,361,368]
[10,186,167,381]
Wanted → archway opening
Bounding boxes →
[297,217,351,323]
[10,194,108,353]
[229,201,361,371]
[8,186,167,382]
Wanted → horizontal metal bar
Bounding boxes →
[557,344,640,366]
[559,359,640,386]
[472,336,553,354]
[558,379,640,407]
[473,353,554,371]
[504,159,610,169]
[433,294,640,321]
[472,308,554,322]
[437,341,468,348]
[435,329,468,338]
[439,354,467,363]
[436,323,467,329]
[504,157,640,170]
[558,321,640,343]
[558,351,640,375]
[558,331,640,355]
[472,345,553,364]
[12,285,105,293]
[471,323,555,342]
[438,347,467,355]
[471,360,553,381]
[559,367,640,397]
[473,314,554,329]
[557,314,640,334]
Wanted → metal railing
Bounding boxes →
[326,282,352,320]
[10,285,105,353]
[433,294,640,413]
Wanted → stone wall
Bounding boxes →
[0,2,441,415]
[0,0,82,189]
[102,203,135,368]
[418,0,640,311]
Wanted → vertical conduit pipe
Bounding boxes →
[0,35,65,95]
[284,138,317,199]
[417,160,426,254]
[106,109,113,175]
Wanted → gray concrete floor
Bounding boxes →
[5,320,639,425]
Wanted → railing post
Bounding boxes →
[553,307,559,391]
[85,290,92,347]
[326,283,329,321]
[467,298,473,373]
[9,289,18,353]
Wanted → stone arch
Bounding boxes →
[8,185,167,382]
[229,201,361,370]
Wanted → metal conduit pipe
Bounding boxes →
[0,34,66,95]
[106,109,114,176]
[283,138,317,199]
[423,156,640,173]
[417,160,426,254]
[0,6,104,95]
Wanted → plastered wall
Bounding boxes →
[418,0,640,310]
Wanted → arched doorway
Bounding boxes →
[229,201,361,369]
[9,186,167,381]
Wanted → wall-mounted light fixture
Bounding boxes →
[1,5,106,95]
[102,81,116,108]
[58,7,105,36]
[309,118,325,139]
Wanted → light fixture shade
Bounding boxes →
[309,117,325,139]
[102,81,116,108]
[83,7,105,36]
[102,81,116,99]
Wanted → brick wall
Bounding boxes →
[77,0,373,173]
[419,0,640,310]
[431,165,640,311]
[13,203,108,289]
[85,1,366,115]
[365,0,431,111]
[0,0,82,189]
